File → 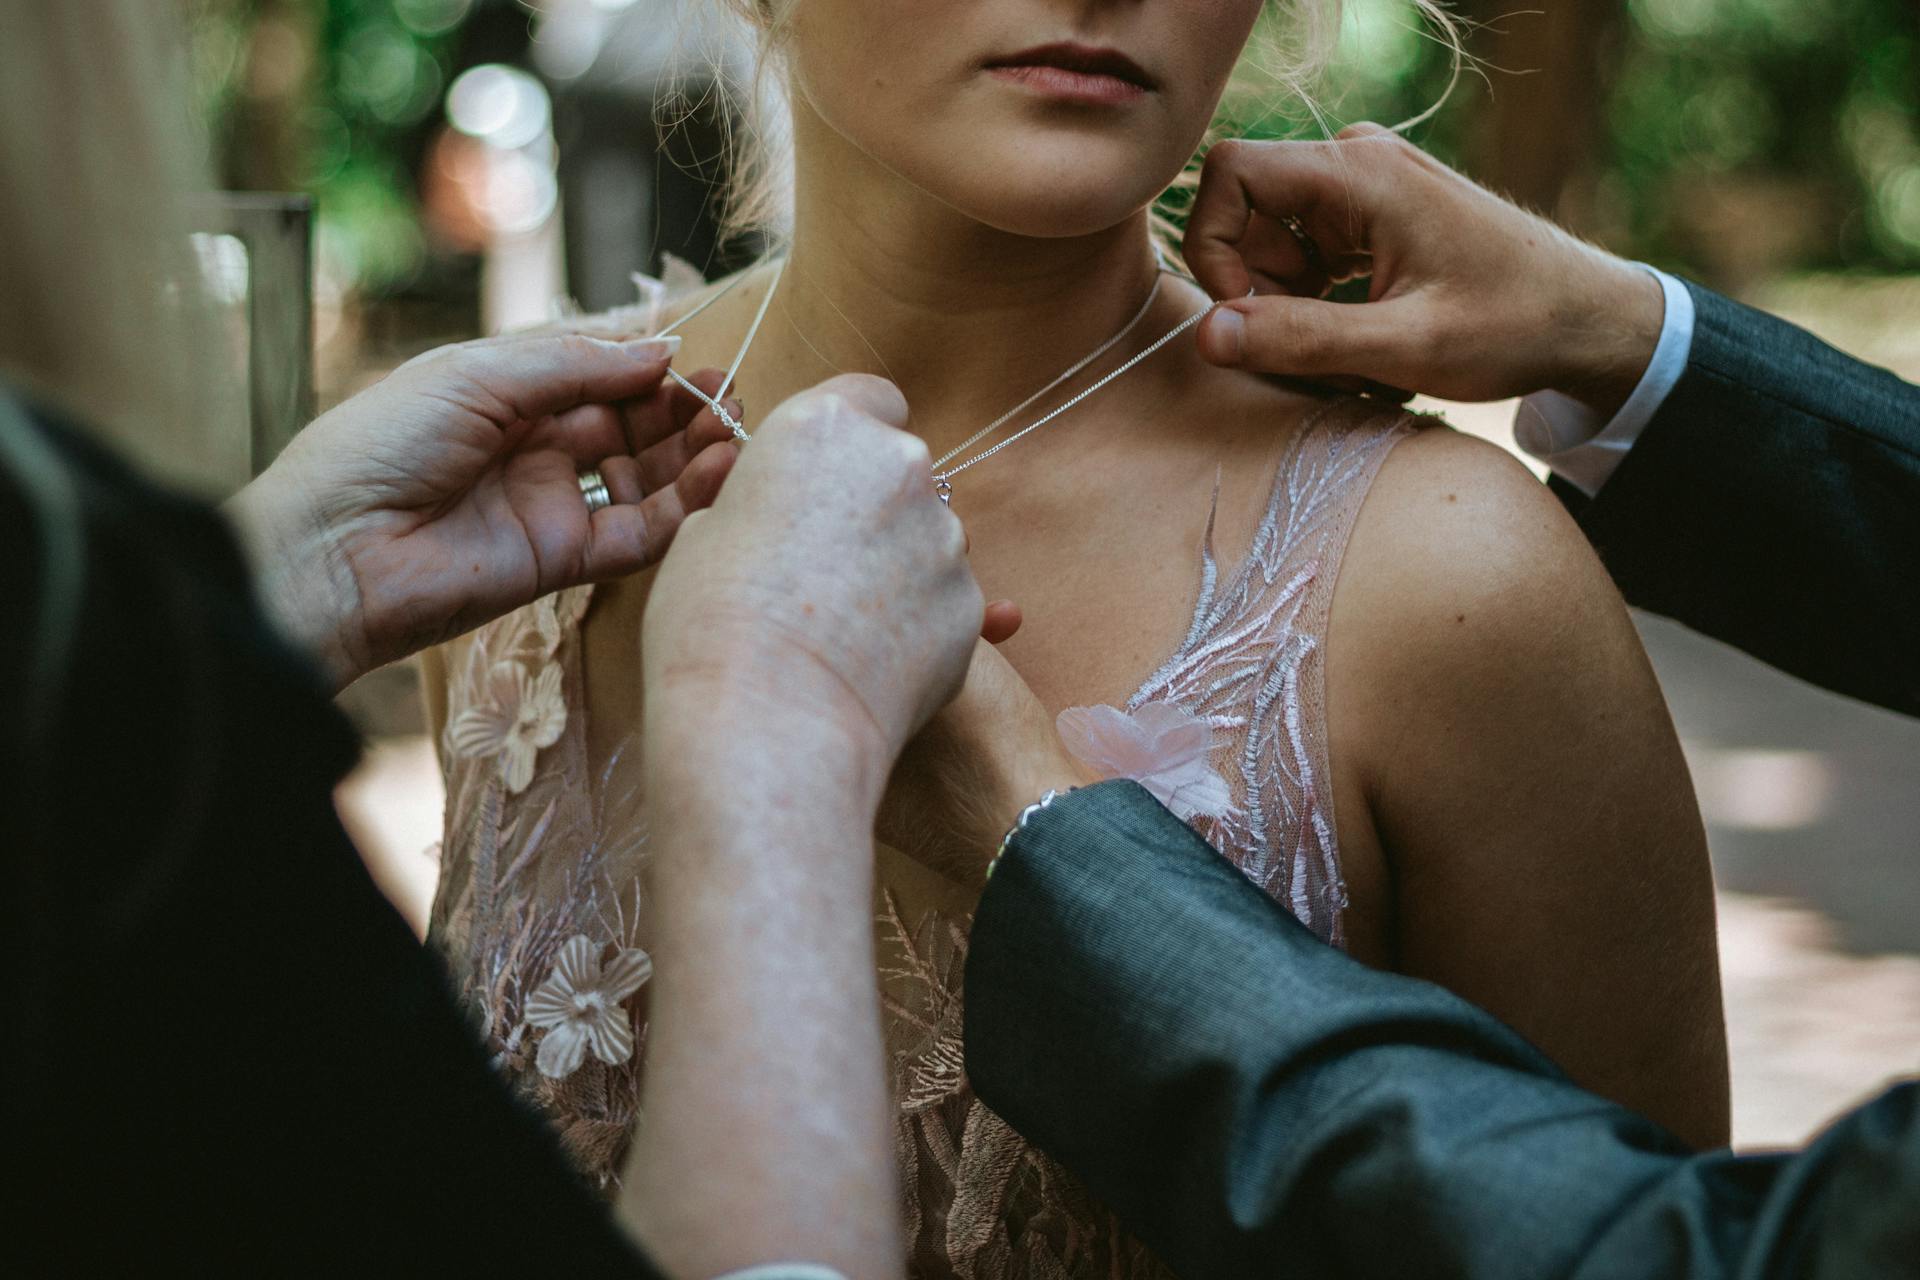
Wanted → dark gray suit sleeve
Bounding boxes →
[964,780,1920,1280]
[1555,281,1920,716]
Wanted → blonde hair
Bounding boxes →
[675,1,1467,249]
[0,0,227,492]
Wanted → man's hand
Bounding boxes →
[879,639,1096,892]
[642,374,984,813]
[228,332,738,689]
[1184,124,1666,412]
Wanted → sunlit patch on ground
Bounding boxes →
[1690,748,1835,832]
[1720,892,1920,1148]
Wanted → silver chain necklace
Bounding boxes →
[653,259,1210,503]
[653,258,785,444]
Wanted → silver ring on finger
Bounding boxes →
[1279,214,1334,278]
[578,467,612,515]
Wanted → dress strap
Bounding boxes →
[1127,398,1420,945]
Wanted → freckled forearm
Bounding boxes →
[620,718,903,1278]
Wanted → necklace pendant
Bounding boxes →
[934,478,953,506]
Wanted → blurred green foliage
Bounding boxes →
[1217,0,1920,273]
[309,0,467,286]
[1614,0,1920,266]
[191,0,471,290]
[192,0,1919,292]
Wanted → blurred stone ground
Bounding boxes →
[337,275,1919,1150]
[1654,615,1920,1149]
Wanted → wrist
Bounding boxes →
[644,673,895,836]
[1556,256,1666,419]
[642,723,883,930]
[225,472,363,690]
[984,786,1078,886]
[959,744,1097,892]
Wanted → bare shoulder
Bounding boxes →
[1324,422,1725,1146]
[1131,354,1361,480]
[1341,422,1623,657]
[1328,419,1661,790]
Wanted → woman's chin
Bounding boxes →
[938,167,1169,240]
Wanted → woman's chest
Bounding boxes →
[940,456,1274,713]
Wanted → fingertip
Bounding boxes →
[685,366,728,394]
[688,397,743,447]
[981,599,1023,645]
[817,372,910,429]
[679,438,740,509]
[664,368,734,434]
[1197,306,1246,367]
[1181,241,1254,304]
[624,334,683,360]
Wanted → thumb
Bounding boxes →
[441,333,681,425]
[809,372,911,430]
[1198,295,1422,386]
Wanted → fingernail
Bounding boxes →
[626,335,683,358]
[1206,308,1245,365]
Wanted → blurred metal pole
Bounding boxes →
[553,86,740,306]
[191,193,316,477]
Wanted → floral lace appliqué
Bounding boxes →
[1055,701,1234,822]
[449,659,567,794]
[526,934,653,1078]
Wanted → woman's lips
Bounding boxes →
[984,45,1154,106]
[987,62,1150,105]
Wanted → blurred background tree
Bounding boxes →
[191,0,470,291]
[187,0,1919,310]
[1222,0,1920,289]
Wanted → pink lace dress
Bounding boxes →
[427,396,1415,1275]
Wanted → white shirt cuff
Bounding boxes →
[712,1266,850,1280]
[1513,266,1696,498]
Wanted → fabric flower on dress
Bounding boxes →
[532,596,564,657]
[448,659,567,794]
[531,587,594,658]
[1056,701,1235,822]
[525,935,654,1079]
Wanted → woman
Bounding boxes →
[425,1,1728,1272]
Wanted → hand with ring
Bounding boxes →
[227,331,740,690]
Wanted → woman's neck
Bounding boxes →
[755,110,1176,458]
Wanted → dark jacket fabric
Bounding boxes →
[966,781,1920,1280]
[1556,280,1920,717]
[0,393,657,1275]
